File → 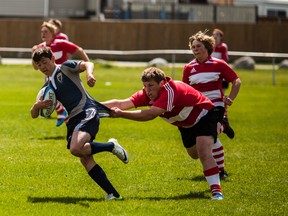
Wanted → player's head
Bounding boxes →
[141,67,166,101]
[141,67,166,83]
[189,30,215,55]
[213,28,224,44]
[32,47,55,76]
[41,21,57,41]
[32,46,53,63]
[48,19,63,33]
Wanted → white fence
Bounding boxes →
[1,47,288,85]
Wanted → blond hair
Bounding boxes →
[188,30,215,55]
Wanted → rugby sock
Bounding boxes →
[88,164,120,198]
[90,142,114,154]
[212,138,225,172]
[204,166,222,195]
[55,101,65,115]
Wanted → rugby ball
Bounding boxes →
[36,86,57,118]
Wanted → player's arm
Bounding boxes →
[111,105,165,121]
[30,97,53,118]
[223,77,241,106]
[79,61,96,87]
[74,47,90,62]
[102,98,135,110]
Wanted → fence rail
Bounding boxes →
[1,47,287,85]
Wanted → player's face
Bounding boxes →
[213,32,221,45]
[34,57,55,76]
[143,80,164,101]
[41,27,53,43]
[191,40,208,62]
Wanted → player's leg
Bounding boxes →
[196,136,223,200]
[80,155,123,200]
[55,101,68,127]
[213,138,228,179]
[186,145,198,159]
[69,131,128,163]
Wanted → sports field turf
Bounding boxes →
[0,63,287,215]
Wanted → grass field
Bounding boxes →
[0,63,287,215]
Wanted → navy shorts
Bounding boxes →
[178,108,218,148]
[66,108,100,149]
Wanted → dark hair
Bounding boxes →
[32,47,53,63]
[141,67,166,83]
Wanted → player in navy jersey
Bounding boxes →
[103,67,224,200]
[182,30,241,179]
[30,47,128,201]
[32,21,90,127]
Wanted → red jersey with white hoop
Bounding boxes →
[182,56,238,107]
[36,38,78,64]
[212,42,229,61]
[130,76,214,127]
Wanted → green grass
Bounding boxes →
[0,63,287,215]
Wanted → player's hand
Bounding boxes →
[87,74,96,87]
[223,96,233,106]
[110,107,122,118]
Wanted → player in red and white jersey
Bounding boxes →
[211,28,228,62]
[32,21,89,127]
[32,22,89,66]
[103,67,225,200]
[182,56,237,108]
[182,30,241,179]
[48,19,69,41]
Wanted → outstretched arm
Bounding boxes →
[111,105,165,121]
[102,98,135,110]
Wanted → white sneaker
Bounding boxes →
[105,193,123,201]
[211,192,224,200]
[109,138,129,164]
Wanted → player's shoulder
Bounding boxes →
[61,60,80,69]
[184,59,197,68]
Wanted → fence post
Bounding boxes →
[272,57,276,86]
[171,54,176,79]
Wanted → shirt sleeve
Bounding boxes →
[130,89,150,108]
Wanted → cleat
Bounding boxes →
[105,193,123,201]
[222,116,234,139]
[211,192,224,200]
[56,109,68,127]
[219,170,228,179]
[109,138,129,164]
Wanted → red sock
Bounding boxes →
[55,101,65,116]
[213,139,225,172]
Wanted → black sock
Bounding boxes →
[88,164,120,197]
[90,141,114,155]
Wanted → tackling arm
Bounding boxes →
[111,105,165,121]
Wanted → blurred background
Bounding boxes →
[0,0,287,62]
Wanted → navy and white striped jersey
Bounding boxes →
[47,61,107,118]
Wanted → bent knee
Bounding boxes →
[70,146,82,157]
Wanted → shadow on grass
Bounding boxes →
[134,191,209,201]
[177,175,206,182]
[27,191,208,206]
[30,136,66,140]
[27,196,101,207]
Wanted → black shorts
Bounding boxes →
[66,108,100,149]
[178,109,218,148]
